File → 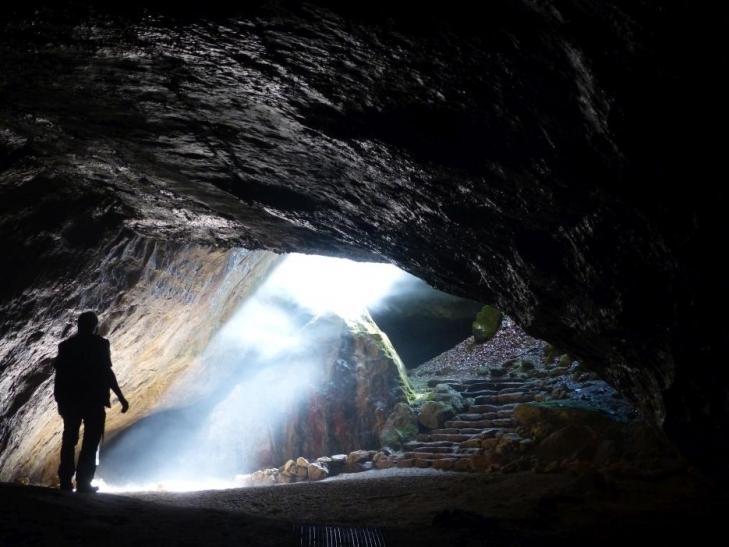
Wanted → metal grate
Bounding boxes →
[297,524,386,547]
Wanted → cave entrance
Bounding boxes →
[95,251,481,492]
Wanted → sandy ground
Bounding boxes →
[2,467,726,547]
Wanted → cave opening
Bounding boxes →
[94,252,475,492]
[1,1,727,545]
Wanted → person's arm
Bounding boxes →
[108,368,129,413]
[104,339,129,413]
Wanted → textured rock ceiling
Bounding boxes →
[0,1,725,470]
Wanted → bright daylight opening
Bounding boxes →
[93,254,412,493]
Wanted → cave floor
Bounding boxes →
[2,468,726,547]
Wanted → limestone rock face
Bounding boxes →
[267,315,411,467]
[0,3,724,469]
[0,236,278,483]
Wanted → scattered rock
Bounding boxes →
[281,459,297,477]
[307,462,329,481]
[329,454,347,475]
[347,450,375,466]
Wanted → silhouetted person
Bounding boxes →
[54,311,129,492]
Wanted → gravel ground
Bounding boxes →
[412,317,543,379]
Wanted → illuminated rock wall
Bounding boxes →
[0,236,278,484]
[269,314,411,466]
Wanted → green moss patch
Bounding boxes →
[472,305,503,343]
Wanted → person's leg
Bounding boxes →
[76,407,105,491]
[58,411,81,490]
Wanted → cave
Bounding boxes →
[0,1,726,545]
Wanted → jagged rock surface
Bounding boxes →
[0,2,724,469]
[268,314,412,466]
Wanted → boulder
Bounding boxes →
[432,384,465,412]
[379,403,418,449]
[346,450,375,472]
[280,459,297,477]
[536,425,597,462]
[307,462,329,481]
[295,457,310,478]
[347,450,374,465]
[373,450,395,469]
[513,401,619,442]
[472,305,503,343]
[328,454,348,475]
[418,401,455,430]
[514,401,680,472]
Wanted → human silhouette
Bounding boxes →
[53,311,129,493]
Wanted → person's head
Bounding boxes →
[77,311,99,335]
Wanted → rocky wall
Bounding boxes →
[0,233,278,484]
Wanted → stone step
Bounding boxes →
[454,410,514,421]
[463,383,528,393]
[431,458,473,471]
[431,427,485,435]
[404,440,459,449]
[424,428,461,434]
[444,418,515,429]
[474,392,536,405]
[458,428,517,447]
[426,379,468,391]
[467,403,518,414]
[463,389,500,397]
[403,451,474,460]
[419,433,479,443]
[469,388,542,398]
[410,446,461,454]
[453,412,499,421]
[462,379,527,386]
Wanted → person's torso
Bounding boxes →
[57,334,110,407]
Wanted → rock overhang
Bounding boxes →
[0,1,725,472]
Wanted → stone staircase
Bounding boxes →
[396,377,548,470]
